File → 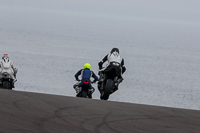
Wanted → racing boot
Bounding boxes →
[12,79,17,88]
[98,71,104,84]
[98,82,104,98]
[74,86,80,94]
[114,77,123,90]
[88,88,94,98]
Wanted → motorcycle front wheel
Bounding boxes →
[3,81,11,89]
[102,79,114,100]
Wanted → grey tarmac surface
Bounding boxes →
[0,89,200,133]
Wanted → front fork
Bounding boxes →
[98,76,118,92]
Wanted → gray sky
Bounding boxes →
[1,0,200,23]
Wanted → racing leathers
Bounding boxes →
[73,68,98,97]
[0,55,18,87]
[98,50,126,93]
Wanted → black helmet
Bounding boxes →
[110,48,119,54]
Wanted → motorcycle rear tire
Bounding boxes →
[102,79,113,100]
[82,91,88,98]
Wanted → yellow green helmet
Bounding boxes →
[84,63,91,70]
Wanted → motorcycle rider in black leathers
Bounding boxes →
[98,48,126,94]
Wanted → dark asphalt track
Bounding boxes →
[0,89,200,133]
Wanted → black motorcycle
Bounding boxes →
[98,62,121,100]
[76,80,93,98]
[0,72,13,90]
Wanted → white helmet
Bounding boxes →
[2,54,9,62]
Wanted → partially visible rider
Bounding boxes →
[0,54,18,88]
[98,48,126,93]
[73,63,98,98]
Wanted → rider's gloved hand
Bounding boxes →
[122,66,126,74]
[76,78,81,81]
[91,81,95,84]
[98,61,103,69]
